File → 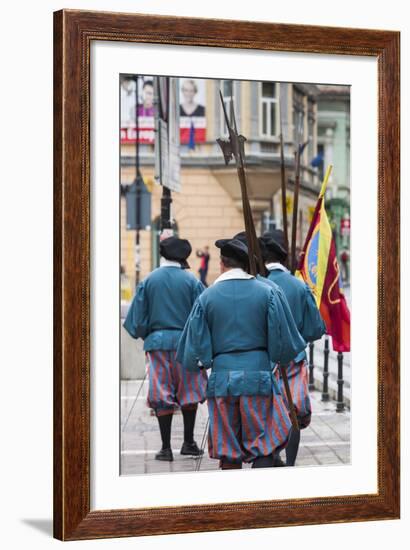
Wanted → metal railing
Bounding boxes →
[306,337,348,412]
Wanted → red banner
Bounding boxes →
[121,117,206,145]
[298,190,351,352]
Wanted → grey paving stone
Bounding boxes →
[120,380,351,475]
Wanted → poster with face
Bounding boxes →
[137,77,155,117]
[136,77,155,144]
[120,76,207,145]
[120,76,155,144]
[120,77,136,128]
[179,78,207,144]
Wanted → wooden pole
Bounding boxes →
[279,89,289,255]
[218,91,266,276]
[279,363,300,431]
[290,113,303,274]
[217,91,298,431]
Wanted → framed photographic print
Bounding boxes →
[54,9,400,541]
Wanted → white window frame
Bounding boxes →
[219,80,235,137]
[259,81,279,139]
[307,110,315,164]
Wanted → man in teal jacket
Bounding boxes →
[124,237,207,461]
[177,238,306,469]
[260,230,326,466]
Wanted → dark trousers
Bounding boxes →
[199,268,208,287]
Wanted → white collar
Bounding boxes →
[266,262,289,273]
[213,268,254,284]
[160,257,181,268]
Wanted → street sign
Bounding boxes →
[168,78,181,192]
[154,77,181,192]
[125,177,152,230]
[159,119,170,189]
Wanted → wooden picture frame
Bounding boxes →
[53,9,400,540]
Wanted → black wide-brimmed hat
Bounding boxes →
[232,231,262,265]
[232,231,247,244]
[215,238,249,264]
[160,236,192,269]
[259,230,288,262]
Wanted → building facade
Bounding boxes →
[317,85,351,272]
[120,77,329,290]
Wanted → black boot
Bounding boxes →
[220,459,242,470]
[252,455,275,468]
[181,407,203,455]
[155,412,173,461]
[181,407,197,443]
[180,441,204,456]
[285,426,301,466]
[273,451,286,467]
[155,447,174,461]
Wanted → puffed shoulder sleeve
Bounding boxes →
[301,284,327,342]
[192,278,206,303]
[267,287,306,365]
[123,282,149,340]
[176,298,212,372]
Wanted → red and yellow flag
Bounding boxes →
[297,166,350,352]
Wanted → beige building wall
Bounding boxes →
[172,168,245,283]
[121,167,320,289]
[120,79,322,293]
[121,165,245,288]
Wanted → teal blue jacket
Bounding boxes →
[176,275,306,397]
[123,266,205,351]
[267,267,326,361]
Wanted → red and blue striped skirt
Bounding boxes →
[275,360,311,429]
[146,350,208,416]
[207,393,292,463]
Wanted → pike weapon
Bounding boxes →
[216,89,299,431]
[216,90,265,276]
[290,113,309,274]
[195,417,210,472]
[122,370,147,432]
[278,363,300,432]
[279,90,289,259]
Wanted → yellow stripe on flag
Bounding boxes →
[316,201,333,307]
[319,165,333,198]
[313,165,334,307]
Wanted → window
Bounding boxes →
[317,143,325,182]
[308,100,316,163]
[120,76,136,128]
[292,86,305,145]
[220,80,235,136]
[260,81,278,138]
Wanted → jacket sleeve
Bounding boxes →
[122,282,149,340]
[192,279,206,303]
[301,284,327,342]
[176,298,212,372]
[267,287,307,365]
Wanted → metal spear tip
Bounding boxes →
[216,138,234,165]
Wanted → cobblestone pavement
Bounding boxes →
[120,380,350,475]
